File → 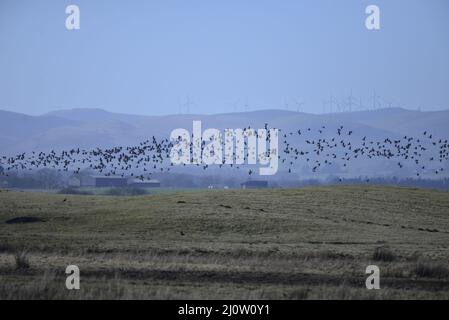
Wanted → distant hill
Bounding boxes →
[1,107,448,178]
[329,108,449,138]
[1,107,447,154]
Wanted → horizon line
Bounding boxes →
[1,106,449,118]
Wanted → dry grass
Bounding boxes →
[0,185,449,299]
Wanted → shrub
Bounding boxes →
[372,246,396,262]
[14,251,30,270]
[414,262,449,279]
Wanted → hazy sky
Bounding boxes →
[0,0,448,115]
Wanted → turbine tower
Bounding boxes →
[369,90,381,110]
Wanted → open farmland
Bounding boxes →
[0,185,449,299]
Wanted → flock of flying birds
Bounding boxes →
[0,125,448,180]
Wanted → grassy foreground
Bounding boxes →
[0,185,449,299]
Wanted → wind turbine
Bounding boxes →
[293,98,305,112]
[182,95,194,114]
[369,90,381,110]
[232,99,240,112]
[244,98,249,112]
[357,97,364,110]
[345,89,357,112]
[323,92,338,113]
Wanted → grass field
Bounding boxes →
[1,185,449,299]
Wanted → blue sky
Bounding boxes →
[0,0,448,115]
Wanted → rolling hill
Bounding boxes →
[1,107,448,155]
[1,107,448,178]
